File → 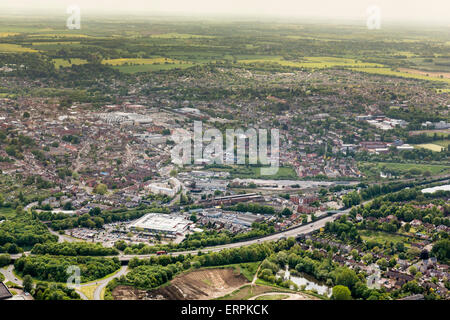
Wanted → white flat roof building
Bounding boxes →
[128,213,191,235]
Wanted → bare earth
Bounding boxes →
[112,268,248,300]
[398,68,450,79]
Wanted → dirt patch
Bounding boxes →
[219,284,318,300]
[112,268,249,300]
[398,68,450,79]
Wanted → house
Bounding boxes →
[385,270,414,285]
[0,282,12,300]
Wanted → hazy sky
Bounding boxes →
[1,0,449,23]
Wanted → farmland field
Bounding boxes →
[0,43,37,53]
[53,58,88,68]
[351,67,450,84]
[239,56,382,70]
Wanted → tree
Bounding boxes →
[431,239,450,263]
[280,207,292,217]
[93,183,108,195]
[420,249,429,260]
[332,285,352,300]
[376,258,388,270]
[408,266,418,276]
[63,202,73,210]
[0,254,11,267]
[334,268,358,290]
[23,274,33,293]
[15,205,24,215]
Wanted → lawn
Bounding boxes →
[78,284,98,300]
[414,144,445,152]
[432,140,450,148]
[360,230,410,246]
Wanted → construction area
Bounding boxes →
[112,268,248,300]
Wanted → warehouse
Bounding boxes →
[128,213,192,237]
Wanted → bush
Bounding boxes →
[332,285,352,300]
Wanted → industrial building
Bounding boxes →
[128,213,192,237]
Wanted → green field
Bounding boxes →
[432,140,450,148]
[223,166,298,180]
[0,207,16,218]
[112,63,194,73]
[359,161,450,178]
[103,57,184,66]
[150,33,214,39]
[239,56,382,70]
[0,43,37,53]
[53,58,88,68]
[360,230,411,246]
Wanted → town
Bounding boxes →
[0,6,449,304]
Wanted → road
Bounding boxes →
[75,266,128,300]
[24,201,38,211]
[0,265,22,286]
[48,228,82,243]
[93,266,128,300]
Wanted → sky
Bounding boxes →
[0,0,449,24]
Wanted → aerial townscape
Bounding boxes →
[0,1,449,305]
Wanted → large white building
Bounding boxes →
[128,213,192,236]
[146,178,181,197]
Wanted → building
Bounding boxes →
[128,213,192,237]
[201,193,264,206]
[145,178,181,197]
[0,283,12,300]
